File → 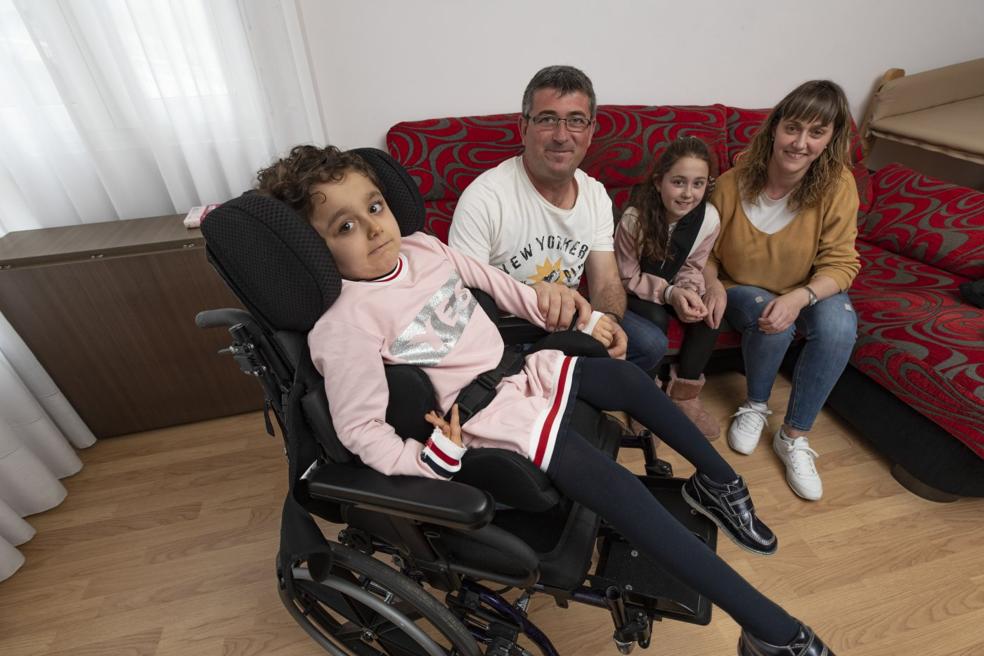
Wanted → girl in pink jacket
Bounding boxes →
[614,137,722,439]
[253,145,837,656]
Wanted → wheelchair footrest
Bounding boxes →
[592,476,717,625]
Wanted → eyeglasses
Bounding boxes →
[525,114,594,132]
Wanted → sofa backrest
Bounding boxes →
[388,104,871,242]
[858,163,984,280]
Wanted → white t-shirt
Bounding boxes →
[742,191,797,235]
[449,156,614,288]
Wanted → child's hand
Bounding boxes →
[670,287,708,323]
[590,314,617,348]
[424,404,463,446]
[607,323,628,360]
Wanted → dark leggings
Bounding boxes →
[546,358,798,644]
[632,300,720,380]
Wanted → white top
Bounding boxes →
[741,191,797,235]
[449,156,614,288]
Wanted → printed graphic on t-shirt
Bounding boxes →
[497,234,590,287]
[390,270,477,366]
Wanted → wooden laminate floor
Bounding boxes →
[2,371,983,656]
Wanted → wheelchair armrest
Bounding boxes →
[470,288,548,345]
[497,315,549,346]
[303,462,495,530]
[195,308,257,330]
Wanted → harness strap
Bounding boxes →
[448,348,526,425]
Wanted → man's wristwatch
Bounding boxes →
[803,285,819,307]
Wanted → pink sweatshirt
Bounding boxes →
[614,205,721,301]
[308,233,584,480]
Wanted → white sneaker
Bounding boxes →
[772,429,823,500]
[727,402,771,454]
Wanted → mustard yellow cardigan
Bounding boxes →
[708,167,860,294]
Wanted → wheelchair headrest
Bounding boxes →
[201,148,425,332]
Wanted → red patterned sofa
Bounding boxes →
[827,163,984,500]
[386,105,984,499]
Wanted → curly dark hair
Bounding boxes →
[627,136,715,264]
[254,145,382,219]
[734,80,852,211]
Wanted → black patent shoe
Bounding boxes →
[682,472,777,555]
[738,623,834,655]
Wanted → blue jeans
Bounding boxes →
[724,286,857,431]
[621,309,668,374]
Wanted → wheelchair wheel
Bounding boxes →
[280,542,481,656]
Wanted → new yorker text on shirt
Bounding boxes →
[498,234,591,286]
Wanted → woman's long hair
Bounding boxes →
[628,136,714,263]
[735,80,853,211]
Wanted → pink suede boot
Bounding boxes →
[666,365,720,440]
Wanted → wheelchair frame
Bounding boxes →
[198,307,717,656]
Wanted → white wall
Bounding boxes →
[298,0,984,151]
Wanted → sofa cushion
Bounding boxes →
[723,106,873,215]
[849,241,984,459]
[858,163,984,280]
[420,200,456,244]
[665,320,741,354]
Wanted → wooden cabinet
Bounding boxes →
[0,215,263,437]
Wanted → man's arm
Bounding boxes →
[584,250,628,359]
[584,250,626,318]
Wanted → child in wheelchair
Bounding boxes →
[254,144,834,656]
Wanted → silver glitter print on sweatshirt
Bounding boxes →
[390,271,477,366]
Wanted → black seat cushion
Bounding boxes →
[447,401,623,591]
[455,449,560,512]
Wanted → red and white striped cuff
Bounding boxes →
[421,428,466,478]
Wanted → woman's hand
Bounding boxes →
[670,287,708,323]
[758,290,809,334]
[703,280,727,329]
[424,404,463,447]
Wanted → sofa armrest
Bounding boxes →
[302,461,495,530]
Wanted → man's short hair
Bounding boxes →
[521,65,596,118]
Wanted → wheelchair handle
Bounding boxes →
[195,308,256,329]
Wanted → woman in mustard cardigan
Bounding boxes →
[706,80,860,501]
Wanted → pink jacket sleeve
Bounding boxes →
[311,320,465,480]
[614,209,670,304]
[435,239,549,329]
[672,223,721,297]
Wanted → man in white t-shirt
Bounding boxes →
[449,65,667,372]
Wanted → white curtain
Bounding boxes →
[0,311,94,581]
[0,0,324,580]
[0,0,325,236]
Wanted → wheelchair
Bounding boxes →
[195,148,718,655]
